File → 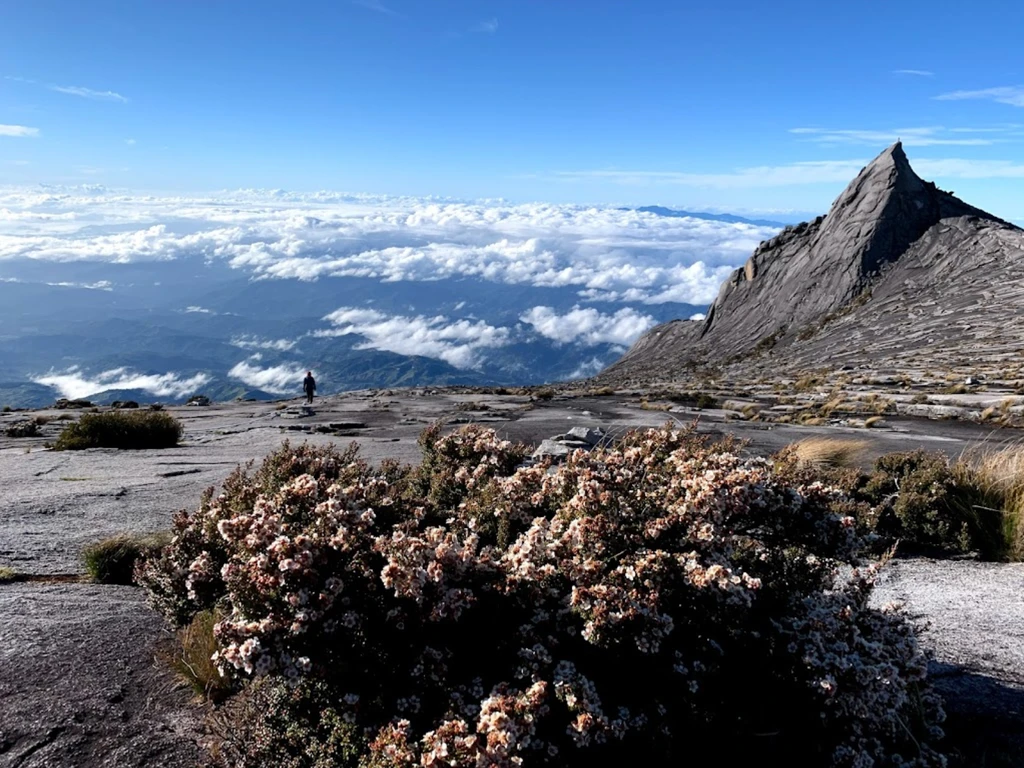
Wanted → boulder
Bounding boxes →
[531,439,573,460]
[560,426,606,445]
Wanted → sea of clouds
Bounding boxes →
[0,186,779,394]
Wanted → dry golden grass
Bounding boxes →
[788,437,871,469]
[864,416,884,428]
[639,400,672,412]
[955,445,1024,560]
[166,610,232,703]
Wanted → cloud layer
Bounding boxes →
[0,188,774,305]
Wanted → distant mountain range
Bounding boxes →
[629,206,789,228]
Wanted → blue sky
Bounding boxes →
[4,0,1024,217]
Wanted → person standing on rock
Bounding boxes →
[303,371,317,404]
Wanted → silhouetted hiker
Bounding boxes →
[303,371,316,404]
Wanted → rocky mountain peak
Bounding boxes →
[601,144,1024,385]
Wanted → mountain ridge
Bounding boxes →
[601,143,1024,386]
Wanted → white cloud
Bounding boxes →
[0,190,778,304]
[36,367,210,399]
[352,0,400,16]
[567,357,608,379]
[689,312,706,321]
[788,126,1001,147]
[228,360,308,394]
[935,87,1024,107]
[550,161,868,188]
[894,69,934,77]
[50,84,129,102]
[913,158,1024,179]
[46,280,112,290]
[319,307,509,369]
[520,306,657,347]
[231,335,298,351]
[475,18,498,33]
[0,125,39,138]
[125,138,137,145]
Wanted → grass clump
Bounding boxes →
[83,532,170,584]
[168,610,233,703]
[955,446,1024,560]
[54,410,183,450]
[0,566,17,583]
[788,437,870,469]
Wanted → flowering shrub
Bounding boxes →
[141,425,946,767]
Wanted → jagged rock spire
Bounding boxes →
[601,143,1019,382]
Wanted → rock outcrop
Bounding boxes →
[601,143,1024,384]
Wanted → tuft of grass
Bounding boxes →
[167,610,233,703]
[82,532,171,584]
[533,388,555,401]
[788,437,871,469]
[0,566,17,583]
[954,446,1024,560]
[54,410,183,450]
[639,399,672,412]
[793,374,821,393]
[864,416,884,428]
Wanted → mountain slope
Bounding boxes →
[602,143,1024,385]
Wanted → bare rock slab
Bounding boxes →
[0,583,200,768]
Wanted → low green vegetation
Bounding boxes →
[4,420,40,438]
[776,444,1024,560]
[54,410,183,450]
[82,533,171,584]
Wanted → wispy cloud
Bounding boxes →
[550,160,867,188]
[352,0,401,17]
[789,126,1005,147]
[231,335,298,352]
[0,124,39,138]
[894,69,934,77]
[914,158,1024,179]
[50,84,129,103]
[125,138,137,145]
[935,86,1024,108]
[475,18,498,33]
[36,367,210,400]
